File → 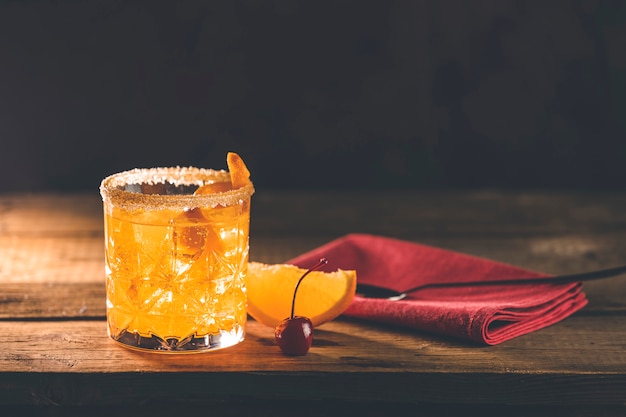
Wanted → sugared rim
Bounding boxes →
[99,166,254,211]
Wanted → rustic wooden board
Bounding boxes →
[249,190,626,237]
[3,192,626,281]
[0,282,105,319]
[3,233,626,285]
[2,279,626,320]
[1,318,626,406]
[3,191,626,237]
[2,317,626,374]
[2,191,626,415]
[0,193,103,234]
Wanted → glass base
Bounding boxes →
[110,325,245,353]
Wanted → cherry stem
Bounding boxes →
[291,258,328,319]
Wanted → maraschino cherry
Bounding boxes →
[275,258,328,355]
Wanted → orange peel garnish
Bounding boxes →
[227,152,251,189]
[194,182,233,195]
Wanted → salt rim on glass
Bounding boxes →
[99,166,255,211]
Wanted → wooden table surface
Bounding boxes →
[1,190,626,416]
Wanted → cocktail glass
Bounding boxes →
[99,165,254,353]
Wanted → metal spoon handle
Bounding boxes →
[356,264,626,300]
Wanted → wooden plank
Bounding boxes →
[4,233,626,285]
[250,234,626,295]
[2,403,625,417]
[0,282,105,319]
[3,192,626,284]
[251,190,626,237]
[0,236,104,283]
[0,318,625,406]
[2,370,626,408]
[1,317,625,374]
[2,278,626,320]
[3,191,626,237]
[0,193,102,235]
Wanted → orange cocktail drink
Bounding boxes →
[99,155,254,352]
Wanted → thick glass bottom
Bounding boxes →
[110,325,245,353]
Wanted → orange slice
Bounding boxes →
[227,152,251,189]
[246,261,357,327]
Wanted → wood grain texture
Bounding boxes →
[3,280,625,320]
[1,191,626,414]
[1,318,626,406]
[2,317,626,374]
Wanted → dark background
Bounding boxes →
[1,0,625,192]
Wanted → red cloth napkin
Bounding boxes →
[287,234,588,345]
